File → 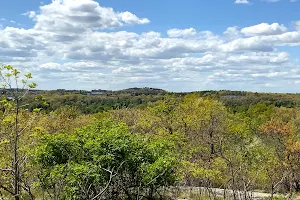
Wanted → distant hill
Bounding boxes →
[116,87,167,95]
[20,87,168,96]
[3,88,300,114]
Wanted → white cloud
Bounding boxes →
[118,12,150,25]
[23,11,36,19]
[251,71,288,77]
[295,21,300,31]
[30,0,149,34]
[40,61,107,72]
[241,23,287,36]
[235,0,296,5]
[224,26,241,39]
[235,0,250,4]
[40,62,61,70]
[262,0,280,2]
[167,28,197,38]
[219,37,273,52]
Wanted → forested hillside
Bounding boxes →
[21,89,300,114]
[2,66,300,199]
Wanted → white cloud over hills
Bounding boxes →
[0,0,300,92]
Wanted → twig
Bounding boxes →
[91,161,125,200]
[0,184,14,195]
[0,168,12,172]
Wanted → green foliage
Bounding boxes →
[0,65,40,200]
[34,119,180,200]
[4,64,300,199]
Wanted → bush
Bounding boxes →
[34,119,180,200]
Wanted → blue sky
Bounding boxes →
[0,0,300,92]
[2,0,300,32]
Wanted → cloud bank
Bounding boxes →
[1,0,300,92]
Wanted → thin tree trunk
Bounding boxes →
[14,98,20,200]
[271,184,274,200]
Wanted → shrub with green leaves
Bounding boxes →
[34,119,180,200]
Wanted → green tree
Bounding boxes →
[0,65,38,199]
[34,119,180,200]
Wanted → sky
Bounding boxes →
[0,0,300,92]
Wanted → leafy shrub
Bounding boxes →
[34,119,180,200]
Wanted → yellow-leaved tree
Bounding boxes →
[0,65,39,200]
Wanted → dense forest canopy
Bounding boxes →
[2,66,300,199]
[17,88,300,114]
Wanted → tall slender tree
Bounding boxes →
[0,65,37,199]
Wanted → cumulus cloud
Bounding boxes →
[118,12,150,25]
[295,21,300,31]
[29,0,149,34]
[235,0,250,4]
[224,26,242,39]
[22,11,36,19]
[167,28,197,38]
[241,23,287,36]
[40,61,108,72]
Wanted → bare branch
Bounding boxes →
[18,88,30,101]
[0,184,14,195]
[0,168,13,172]
[91,161,126,200]
[91,169,115,200]
[146,169,168,186]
